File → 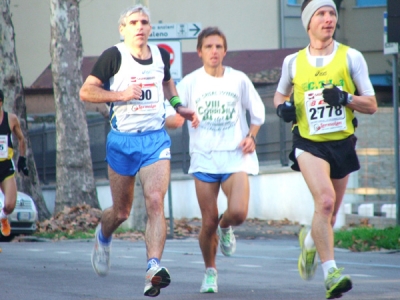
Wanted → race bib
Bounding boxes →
[305,87,347,135]
[0,135,8,159]
[126,83,161,114]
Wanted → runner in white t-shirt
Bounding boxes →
[177,27,265,294]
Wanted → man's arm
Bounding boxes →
[9,114,29,176]
[80,75,142,103]
[9,114,26,156]
[162,79,199,128]
[164,102,184,129]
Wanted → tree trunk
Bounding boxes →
[0,0,51,221]
[50,0,99,213]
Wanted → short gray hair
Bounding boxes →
[118,4,151,26]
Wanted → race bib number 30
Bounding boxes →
[127,83,160,114]
[305,88,347,135]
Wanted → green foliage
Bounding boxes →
[34,229,95,240]
[334,226,400,252]
[33,227,140,240]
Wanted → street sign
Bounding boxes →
[384,12,399,55]
[149,23,202,40]
[150,40,182,81]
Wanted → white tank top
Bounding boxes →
[109,43,166,132]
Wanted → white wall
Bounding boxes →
[42,166,350,229]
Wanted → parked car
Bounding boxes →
[0,191,38,241]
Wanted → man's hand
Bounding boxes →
[121,84,143,101]
[323,85,350,106]
[176,106,199,128]
[276,102,296,123]
[165,113,185,129]
[17,156,29,176]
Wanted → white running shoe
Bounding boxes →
[144,266,171,297]
[200,268,218,293]
[217,225,236,256]
[91,225,111,277]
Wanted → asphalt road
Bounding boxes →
[0,236,399,300]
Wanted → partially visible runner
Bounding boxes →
[274,1,377,299]
[0,89,29,237]
[79,4,198,297]
[177,27,265,294]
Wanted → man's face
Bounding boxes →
[120,12,151,47]
[309,6,337,40]
[197,35,226,68]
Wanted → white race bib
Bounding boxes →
[0,135,8,159]
[304,87,347,135]
[126,83,161,114]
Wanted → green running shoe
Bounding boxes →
[200,268,218,293]
[325,267,352,299]
[217,225,236,256]
[298,227,318,280]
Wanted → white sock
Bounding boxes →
[219,225,231,232]
[304,230,315,250]
[322,260,337,279]
[0,209,7,219]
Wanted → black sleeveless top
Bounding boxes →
[0,112,13,149]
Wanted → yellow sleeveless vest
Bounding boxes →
[292,44,356,142]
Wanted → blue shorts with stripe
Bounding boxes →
[106,128,171,176]
[192,172,232,183]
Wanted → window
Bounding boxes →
[356,0,386,7]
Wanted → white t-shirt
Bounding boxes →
[177,66,265,175]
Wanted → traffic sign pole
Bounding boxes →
[384,12,400,225]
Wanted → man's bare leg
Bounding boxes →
[194,179,220,269]
[101,166,135,238]
[139,160,170,260]
[220,172,249,228]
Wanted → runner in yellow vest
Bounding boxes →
[274,0,377,299]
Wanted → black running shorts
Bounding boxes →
[289,133,360,179]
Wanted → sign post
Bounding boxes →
[384,12,400,225]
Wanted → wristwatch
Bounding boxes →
[347,94,353,104]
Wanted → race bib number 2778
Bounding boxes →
[305,87,347,135]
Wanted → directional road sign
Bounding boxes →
[149,23,202,40]
[384,12,399,55]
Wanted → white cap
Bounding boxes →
[301,0,338,32]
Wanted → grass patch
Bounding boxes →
[334,226,400,252]
[33,227,140,240]
[34,230,95,240]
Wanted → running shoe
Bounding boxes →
[144,266,171,297]
[298,226,318,280]
[325,267,352,299]
[200,268,218,293]
[1,217,10,237]
[91,225,111,277]
[217,225,236,256]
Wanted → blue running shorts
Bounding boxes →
[192,172,232,183]
[106,128,171,176]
